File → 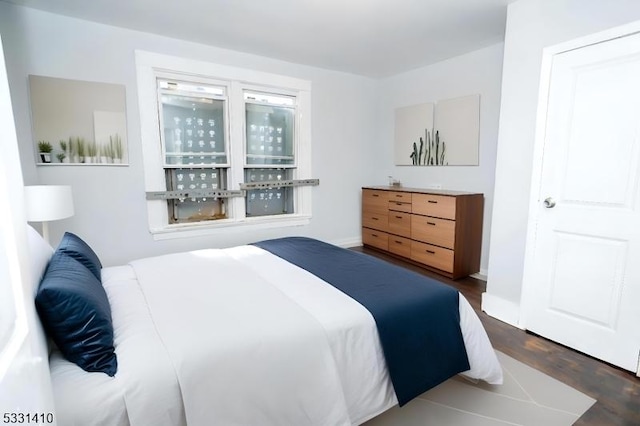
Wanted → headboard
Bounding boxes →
[25,224,55,357]
[26,225,54,297]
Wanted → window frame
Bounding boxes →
[135,51,312,240]
[156,75,231,224]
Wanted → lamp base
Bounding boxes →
[42,222,51,246]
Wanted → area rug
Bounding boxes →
[364,350,596,426]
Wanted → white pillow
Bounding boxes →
[26,224,54,297]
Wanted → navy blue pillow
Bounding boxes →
[56,232,102,281]
[36,251,117,376]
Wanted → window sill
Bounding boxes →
[150,214,311,241]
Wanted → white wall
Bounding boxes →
[0,3,378,266]
[375,44,505,275]
[0,35,55,421]
[485,0,640,325]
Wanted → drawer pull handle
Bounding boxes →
[395,202,403,206]
[371,233,378,237]
[427,221,436,226]
[372,217,379,220]
[427,200,438,204]
[394,240,403,244]
[372,194,379,197]
[425,250,436,254]
[395,215,403,219]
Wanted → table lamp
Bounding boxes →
[24,185,74,244]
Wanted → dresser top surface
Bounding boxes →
[363,186,482,197]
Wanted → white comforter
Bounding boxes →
[50,245,502,426]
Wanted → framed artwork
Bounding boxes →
[29,75,128,165]
[394,94,480,166]
[394,102,434,166]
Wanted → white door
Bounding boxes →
[523,30,640,373]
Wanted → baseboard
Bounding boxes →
[470,268,488,281]
[330,236,362,249]
[481,292,524,329]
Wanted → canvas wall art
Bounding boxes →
[29,75,128,165]
[394,94,480,166]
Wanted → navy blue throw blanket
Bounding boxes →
[253,237,470,406]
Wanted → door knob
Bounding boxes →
[543,197,556,208]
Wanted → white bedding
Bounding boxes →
[50,245,502,426]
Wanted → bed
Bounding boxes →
[30,228,502,426]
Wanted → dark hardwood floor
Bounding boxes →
[353,246,640,426]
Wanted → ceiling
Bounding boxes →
[3,0,515,78]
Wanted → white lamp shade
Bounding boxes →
[24,185,74,222]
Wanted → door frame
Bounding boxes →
[520,19,640,376]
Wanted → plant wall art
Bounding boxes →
[394,94,480,166]
[29,75,129,165]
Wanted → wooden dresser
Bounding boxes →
[362,186,483,279]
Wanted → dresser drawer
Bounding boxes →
[362,212,388,232]
[363,189,389,214]
[412,194,456,220]
[411,215,455,249]
[410,240,454,273]
[388,235,411,258]
[388,200,412,213]
[388,211,411,238]
[388,191,412,203]
[362,228,389,251]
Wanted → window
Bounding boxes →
[244,91,296,217]
[136,52,313,239]
[158,78,229,223]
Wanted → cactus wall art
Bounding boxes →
[394,94,480,166]
[409,129,447,165]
